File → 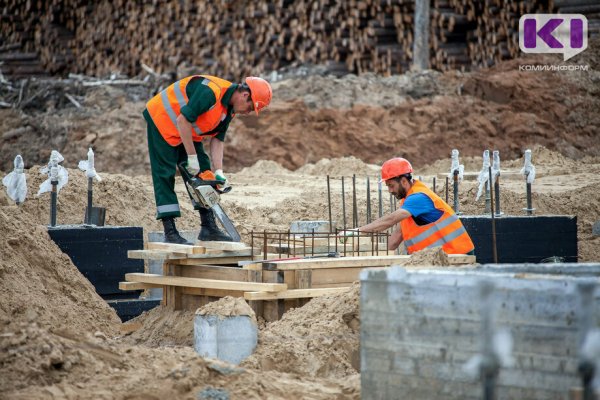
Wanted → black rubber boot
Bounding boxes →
[198,208,233,242]
[161,217,191,245]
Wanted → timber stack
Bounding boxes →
[2,0,596,80]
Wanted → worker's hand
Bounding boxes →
[186,155,200,175]
[215,169,231,191]
[338,228,359,244]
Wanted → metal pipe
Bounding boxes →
[488,167,498,263]
[50,180,58,227]
[494,176,502,216]
[86,177,93,224]
[352,174,358,228]
[453,170,459,213]
[485,181,491,214]
[341,177,347,230]
[327,175,332,232]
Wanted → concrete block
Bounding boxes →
[146,230,198,300]
[289,220,331,235]
[360,264,600,400]
[194,315,257,365]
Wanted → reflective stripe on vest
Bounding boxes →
[400,180,474,255]
[146,75,232,146]
[403,214,460,248]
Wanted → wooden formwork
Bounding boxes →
[121,242,476,321]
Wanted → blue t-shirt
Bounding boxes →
[401,193,443,226]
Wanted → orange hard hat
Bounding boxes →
[245,76,272,115]
[380,157,413,182]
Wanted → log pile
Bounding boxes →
[2,0,583,81]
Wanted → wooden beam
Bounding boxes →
[125,273,287,292]
[128,249,187,260]
[196,241,251,251]
[147,242,206,254]
[118,281,162,291]
[176,256,252,266]
[244,287,350,300]
[262,254,476,270]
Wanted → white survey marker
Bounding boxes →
[78,147,102,181]
[2,154,27,204]
[37,150,69,196]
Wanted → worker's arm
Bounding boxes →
[358,208,412,233]
[388,229,403,251]
[177,114,196,156]
[209,137,224,171]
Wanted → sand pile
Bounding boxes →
[242,283,360,379]
[403,247,451,267]
[0,203,120,337]
[1,321,359,399]
[122,307,196,348]
[197,296,256,319]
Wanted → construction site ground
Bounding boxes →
[1,47,599,398]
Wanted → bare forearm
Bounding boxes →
[359,208,412,233]
[210,138,224,170]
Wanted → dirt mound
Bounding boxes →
[122,307,195,348]
[1,322,359,399]
[0,202,120,337]
[242,283,360,379]
[403,247,451,267]
[297,156,381,177]
[237,160,293,176]
[197,296,256,319]
[1,47,600,175]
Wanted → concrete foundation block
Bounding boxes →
[194,315,257,365]
[360,263,600,400]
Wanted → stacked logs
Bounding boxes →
[1,0,561,80]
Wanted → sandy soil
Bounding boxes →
[0,46,599,398]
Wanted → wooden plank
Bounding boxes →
[263,254,476,270]
[128,249,187,260]
[196,240,251,251]
[118,281,162,291]
[125,273,287,292]
[244,287,350,300]
[182,287,246,297]
[147,241,206,254]
[262,270,284,322]
[176,256,252,266]
[178,264,249,281]
[186,249,253,258]
[311,268,362,286]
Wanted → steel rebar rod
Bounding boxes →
[378,179,383,218]
[445,176,449,204]
[366,176,371,224]
[433,176,436,193]
[341,177,347,230]
[352,174,358,228]
[327,175,332,232]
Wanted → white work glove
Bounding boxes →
[187,155,200,175]
[215,169,231,190]
[338,228,359,244]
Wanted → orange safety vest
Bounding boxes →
[146,75,233,146]
[399,180,474,255]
